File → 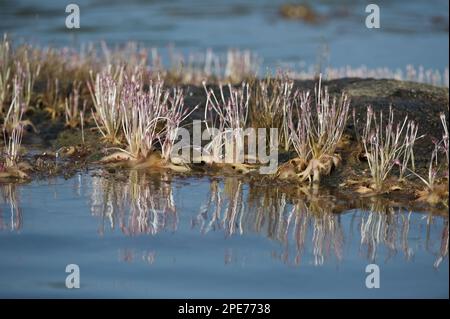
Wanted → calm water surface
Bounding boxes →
[0,0,448,299]
[0,0,448,70]
[0,171,448,298]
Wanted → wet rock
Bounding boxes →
[279,3,321,23]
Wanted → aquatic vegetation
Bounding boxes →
[37,47,94,117]
[0,82,31,188]
[167,47,220,84]
[159,86,194,163]
[403,65,449,88]
[98,75,194,172]
[42,78,62,120]
[224,49,260,83]
[0,34,445,210]
[398,120,420,181]
[17,50,41,110]
[249,74,294,151]
[202,81,253,172]
[402,113,449,205]
[166,47,260,85]
[278,76,350,184]
[65,81,85,128]
[440,113,449,168]
[3,122,24,169]
[0,34,11,115]
[1,38,40,115]
[88,67,124,144]
[123,81,158,159]
[117,78,166,161]
[0,78,29,179]
[359,105,417,192]
[1,63,36,133]
[100,41,148,71]
[2,73,23,133]
[412,145,448,205]
[282,63,449,87]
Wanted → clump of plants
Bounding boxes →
[357,106,417,193]
[249,73,294,151]
[0,33,447,210]
[0,72,32,179]
[277,76,350,184]
[404,113,449,206]
[0,34,11,115]
[88,67,124,144]
[65,81,85,129]
[202,81,258,173]
[349,103,448,206]
[160,47,260,85]
[92,71,195,172]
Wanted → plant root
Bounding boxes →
[99,151,134,164]
[416,184,449,206]
[277,154,341,183]
[99,151,191,173]
[0,165,30,180]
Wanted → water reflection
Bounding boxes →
[89,170,177,236]
[0,184,22,231]
[191,177,449,268]
[0,172,448,269]
[118,248,156,265]
[85,171,449,268]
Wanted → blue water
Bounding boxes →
[0,172,448,298]
[0,0,448,298]
[0,0,448,70]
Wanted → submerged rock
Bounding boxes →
[279,3,321,23]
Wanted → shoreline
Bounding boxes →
[1,77,448,213]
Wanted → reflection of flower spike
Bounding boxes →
[0,184,22,231]
[90,170,177,236]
